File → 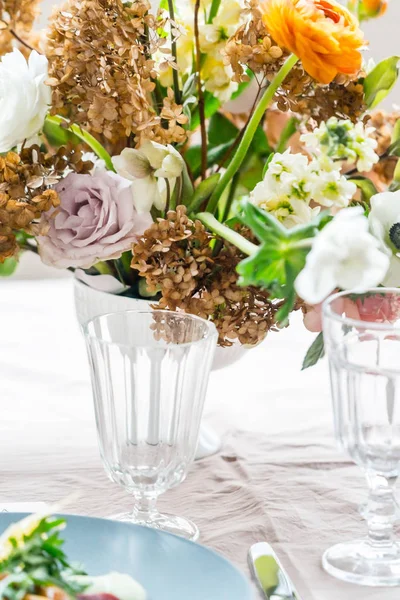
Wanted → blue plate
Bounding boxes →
[0,513,253,600]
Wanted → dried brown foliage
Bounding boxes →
[223,0,284,83]
[278,70,366,125]
[46,0,187,150]
[367,109,400,187]
[0,146,93,262]
[0,0,41,56]
[132,206,277,346]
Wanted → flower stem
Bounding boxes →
[44,115,114,171]
[194,0,207,180]
[167,0,182,105]
[197,212,258,256]
[206,54,299,213]
[289,238,314,250]
[208,0,221,23]
[10,29,37,52]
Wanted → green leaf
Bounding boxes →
[363,56,400,109]
[208,113,239,147]
[0,257,18,277]
[262,152,275,178]
[302,332,325,369]
[250,125,272,156]
[190,92,220,131]
[275,116,299,153]
[208,0,221,23]
[44,116,114,171]
[240,154,264,191]
[236,202,318,325]
[188,173,221,212]
[185,142,232,179]
[43,119,80,147]
[182,73,197,99]
[349,176,378,202]
[392,118,400,145]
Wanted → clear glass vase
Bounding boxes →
[322,288,400,586]
[84,310,218,540]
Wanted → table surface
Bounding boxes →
[1,277,398,600]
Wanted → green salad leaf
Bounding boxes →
[0,516,87,600]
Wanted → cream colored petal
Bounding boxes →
[112,148,151,180]
[131,176,160,213]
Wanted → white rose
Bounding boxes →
[369,190,400,286]
[0,49,51,152]
[295,207,390,304]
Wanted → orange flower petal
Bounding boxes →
[261,0,365,84]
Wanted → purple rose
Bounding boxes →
[38,171,152,268]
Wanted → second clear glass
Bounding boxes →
[84,309,218,541]
[323,288,400,586]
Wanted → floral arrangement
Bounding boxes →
[1,0,399,362]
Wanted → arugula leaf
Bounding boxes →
[0,516,87,600]
[302,332,325,370]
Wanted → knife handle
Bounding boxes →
[249,542,299,600]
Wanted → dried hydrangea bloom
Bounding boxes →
[367,109,400,187]
[0,224,17,262]
[132,206,278,346]
[0,0,41,56]
[223,0,285,83]
[0,145,93,260]
[46,0,187,149]
[277,67,366,124]
[131,206,214,304]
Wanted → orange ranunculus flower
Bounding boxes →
[261,0,365,85]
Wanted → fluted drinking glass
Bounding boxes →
[323,288,400,586]
[84,310,218,541]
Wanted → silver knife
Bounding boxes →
[248,542,301,600]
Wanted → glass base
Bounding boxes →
[109,511,199,541]
[323,540,400,586]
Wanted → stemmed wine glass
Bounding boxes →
[83,309,218,541]
[322,288,400,586]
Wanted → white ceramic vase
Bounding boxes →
[73,278,246,459]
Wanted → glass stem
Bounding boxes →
[365,471,398,549]
[133,494,158,522]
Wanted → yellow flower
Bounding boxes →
[261,0,365,84]
[361,0,387,16]
[203,57,238,103]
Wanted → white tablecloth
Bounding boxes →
[1,278,396,599]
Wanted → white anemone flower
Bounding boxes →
[369,190,400,286]
[112,141,184,213]
[0,49,51,152]
[295,207,390,304]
